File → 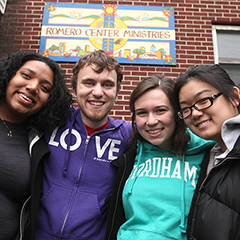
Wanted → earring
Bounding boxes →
[116,97,118,100]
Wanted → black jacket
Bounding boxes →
[104,144,137,240]
[187,136,240,240]
[22,131,50,240]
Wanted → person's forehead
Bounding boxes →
[78,65,117,82]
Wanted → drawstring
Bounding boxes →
[180,153,186,233]
[124,142,143,197]
[123,142,187,234]
[63,110,77,177]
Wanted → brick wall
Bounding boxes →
[1,0,240,122]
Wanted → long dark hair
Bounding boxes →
[0,51,72,131]
[130,74,189,153]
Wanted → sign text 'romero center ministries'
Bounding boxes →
[39,3,176,65]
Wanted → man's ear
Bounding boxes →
[232,86,240,107]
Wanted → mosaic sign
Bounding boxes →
[39,2,176,65]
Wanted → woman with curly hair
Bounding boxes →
[0,51,72,240]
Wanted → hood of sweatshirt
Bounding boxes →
[209,114,240,162]
[221,114,240,153]
[185,128,216,155]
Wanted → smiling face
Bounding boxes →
[75,64,118,129]
[0,60,53,123]
[134,88,176,150]
[179,79,239,150]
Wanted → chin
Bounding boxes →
[150,141,163,147]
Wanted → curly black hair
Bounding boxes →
[0,51,72,131]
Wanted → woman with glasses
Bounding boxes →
[175,64,240,240]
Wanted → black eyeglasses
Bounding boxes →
[177,92,222,119]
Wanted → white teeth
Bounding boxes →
[197,120,210,127]
[148,129,161,134]
[20,93,33,103]
[90,101,103,106]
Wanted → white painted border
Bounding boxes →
[212,25,240,64]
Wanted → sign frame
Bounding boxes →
[39,2,176,65]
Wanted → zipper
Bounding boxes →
[19,195,31,240]
[58,126,119,238]
[107,154,127,240]
[189,155,239,238]
[199,156,235,190]
[59,135,91,239]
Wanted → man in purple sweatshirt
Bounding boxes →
[34,50,132,240]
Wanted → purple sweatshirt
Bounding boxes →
[35,107,132,239]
